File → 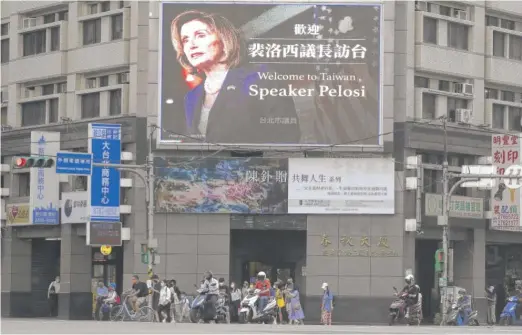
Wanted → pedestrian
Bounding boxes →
[94,281,109,320]
[241,281,249,299]
[486,285,497,326]
[47,276,60,317]
[285,279,304,325]
[275,281,287,324]
[158,280,173,323]
[230,282,242,322]
[151,275,161,311]
[321,282,334,325]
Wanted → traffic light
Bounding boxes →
[435,248,444,273]
[12,156,55,169]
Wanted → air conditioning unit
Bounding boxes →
[454,83,474,96]
[119,72,130,84]
[415,1,428,11]
[22,18,37,29]
[86,78,98,89]
[456,109,473,124]
[452,9,468,21]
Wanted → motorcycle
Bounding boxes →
[446,297,479,326]
[388,287,408,325]
[189,288,230,324]
[500,296,522,326]
[238,289,277,324]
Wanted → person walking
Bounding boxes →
[486,286,497,326]
[158,280,173,323]
[285,279,304,325]
[47,276,60,317]
[275,281,287,324]
[321,282,334,325]
[230,282,242,323]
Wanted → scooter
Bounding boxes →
[446,300,479,326]
[500,296,522,326]
[388,287,408,325]
[214,292,231,324]
[238,289,277,324]
[189,288,207,323]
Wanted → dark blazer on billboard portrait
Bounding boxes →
[183,65,301,144]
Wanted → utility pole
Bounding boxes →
[441,116,450,324]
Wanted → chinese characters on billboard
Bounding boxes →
[158,3,382,146]
[491,134,522,232]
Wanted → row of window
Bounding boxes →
[421,93,469,122]
[423,17,469,50]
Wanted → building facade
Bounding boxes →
[1,0,522,324]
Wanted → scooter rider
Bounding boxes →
[255,271,271,314]
[400,274,419,318]
[201,270,220,322]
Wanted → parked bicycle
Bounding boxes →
[110,291,157,322]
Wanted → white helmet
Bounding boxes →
[405,274,414,285]
[257,271,266,280]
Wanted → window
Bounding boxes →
[23,30,46,56]
[50,27,60,51]
[83,19,101,45]
[492,104,504,129]
[1,107,6,125]
[119,1,125,8]
[100,76,109,87]
[1,39,8,63]
[101,1,111,12]
[485,88,499,99]
[49,98,59,123]
[43,13,56,24]
[414,76,429,88]
[447,97,468,122]
[88,3,98,15]
[422,93,436,119]
[438,80,451,92]
[0,23,9,36]
[109,90,121,115]
[439,6,451,16]
[448,22,468,50]
[509,107,522,131]
[493,31,505,57]
[18,173,30,197]
[501,19,515,30]
[21,101,46,126]
[423,169,441,193]
[42,84,54,95]
[509,35,522,60]
[423,17,437,44]
[81,92,100,119]
[58,11,68,21]
[486,16,499,27]
[57,82,67,93]
[502,91,515,102]
[111,14,123,40]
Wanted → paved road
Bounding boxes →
[2,319,522,334]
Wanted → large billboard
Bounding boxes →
[154,157,289,213]
[288,158,394,214]
[491,134,522,232]
[158,2,383,147]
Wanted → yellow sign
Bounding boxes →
[320,234,399,257]
[6,203,30,226]
[100,245,112,255]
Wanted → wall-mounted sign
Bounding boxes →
[86,222,122,247]
[424,193,483,219]
[61,191,88,224]
[100,245,112,256]
[320,234,398,257]
[6,203,30,226]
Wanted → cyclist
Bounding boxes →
[129,275,149,312]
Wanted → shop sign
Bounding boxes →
[6,203,30,226]
[320,234,399,257]
[425,193,483,219]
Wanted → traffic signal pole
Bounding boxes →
[441,117,450,325]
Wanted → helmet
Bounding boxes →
[458,289,466,295]
[405,274,414,285]
[109,283,116,290]
[257,271,266,281]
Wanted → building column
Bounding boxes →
[58,224,92,320]
[472,227,487,323]
[0,228,32,317]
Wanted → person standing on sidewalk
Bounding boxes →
[321,282,334,325]
[486,286,497,326]
[48,276,60,317]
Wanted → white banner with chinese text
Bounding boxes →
[491,134,522,232]
[288,158,394,214]
[61,191,88,224]
[30,131,60,225]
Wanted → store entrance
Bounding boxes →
[31,239,61,317]
[230,230,306,288]
[415,239,439,322]
[91,247,123,294]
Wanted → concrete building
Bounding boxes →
[1,0,521,324]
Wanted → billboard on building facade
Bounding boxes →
[158,2,383,147]
[154,157,289,213]
[491,134,522,232]
[6,203,30,226]
[30,131,60,225]
[287,158,394,214]
[61,191,88,224]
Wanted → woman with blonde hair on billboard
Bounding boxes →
[170,10,300,144]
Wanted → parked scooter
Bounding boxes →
[238,288,277,324]
[388,287,422,326]
[500,296,522,326]
[446,294,479,326]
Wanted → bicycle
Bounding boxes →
[110,293,157,322]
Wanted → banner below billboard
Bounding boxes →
[154,157,288,213]
[287,158,394,214]
[158,2,382,147]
